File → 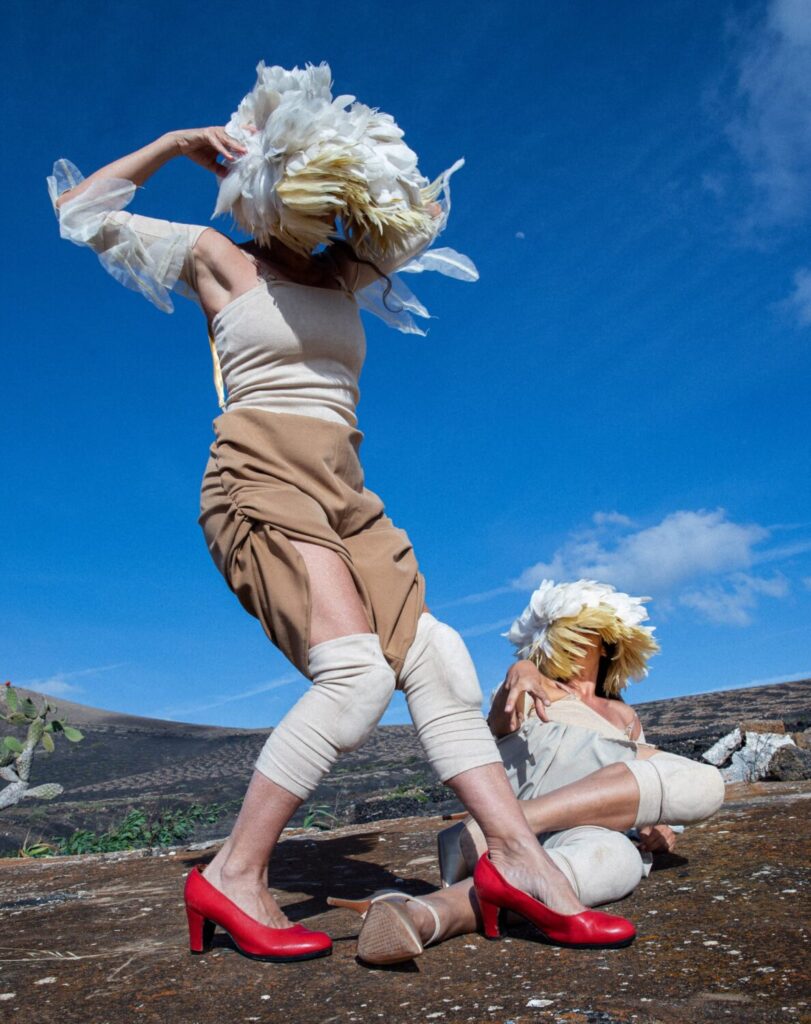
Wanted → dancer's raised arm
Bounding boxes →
[54,128,246,209]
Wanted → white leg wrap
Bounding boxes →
[398,613,501,782]
[254,633,396,800]
[543,827,644,907]
[626,753,726,828]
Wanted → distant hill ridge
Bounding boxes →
[12,677,810,737]
[1,677,807,856]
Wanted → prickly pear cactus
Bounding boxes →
[0,683,83,811]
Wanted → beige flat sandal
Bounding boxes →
[327,890,441,965]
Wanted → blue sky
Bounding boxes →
[4,0,810,727]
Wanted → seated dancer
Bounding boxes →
[48,64,634,964]
[332,580,725,965]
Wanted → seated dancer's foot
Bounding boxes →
[328,891,443,965]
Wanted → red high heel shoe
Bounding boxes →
[184,864,332,962]
[473,854,636,949]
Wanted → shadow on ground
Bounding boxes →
[1,780,808,1024]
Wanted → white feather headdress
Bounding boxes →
[213,62,460,261]
[504,580,659,695]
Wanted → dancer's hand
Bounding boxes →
[637,824,677,854]
[170,127,248,178]
[487,661,566,736]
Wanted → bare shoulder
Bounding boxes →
[193,229,251,284]
[594,696,637,733]
[191,229,262,321]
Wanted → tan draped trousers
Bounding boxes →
[198,408,425,678]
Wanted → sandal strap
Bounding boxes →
[370,892,442,946]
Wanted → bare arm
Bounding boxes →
[54,128,247,209]
[487,661,569,738]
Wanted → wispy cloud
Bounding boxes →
[19,663,125,698]
[436,585,514,610]
[457,617,515,639]
[680,571,789,626]
[724,0,811,230]
[781,267,811,326]
[158,674,302,719]
[447,509,807,628]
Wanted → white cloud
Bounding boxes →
[515,509,769,595]
[726,0,811,228]
[680,572,789,626]
[446,508,806,629]
[782,267,811,326]
[20,663,125,699]
[592,511,635,527]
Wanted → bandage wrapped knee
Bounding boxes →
[398,613,501,782]
[543,826,644,907]
[626,753,725,828]
[254,633,396,800]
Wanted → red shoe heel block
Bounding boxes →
[183,864,332,962]
[473,853,636,950]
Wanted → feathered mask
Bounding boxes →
[213,61,460,259]
[504,580,660,696]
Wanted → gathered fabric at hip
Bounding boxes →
[198,407,425,677]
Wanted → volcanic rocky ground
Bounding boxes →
[0,680,808,1023]
[1,679,809,854]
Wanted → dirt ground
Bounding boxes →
[0,780,808,1024]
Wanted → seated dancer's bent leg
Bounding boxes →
[625,753,725,829]
[254,633,396,799]
[542,827,643,907]
[398,613,501,780]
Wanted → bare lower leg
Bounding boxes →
[202,544,376,929]
[203,770,302,929]
[407,881,480,944]
[446,762,585,915]
[459,762,642,870]
[523,762,641,833]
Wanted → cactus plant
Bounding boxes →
[0,683,84,810]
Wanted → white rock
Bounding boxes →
[526,999,553,1008]
[722,732,795,783]
[703,728,742,766]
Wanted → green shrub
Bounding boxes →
[57,803,224,855]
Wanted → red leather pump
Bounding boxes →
[473,854,636,949]
[184,864,333,962]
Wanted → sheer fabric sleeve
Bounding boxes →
[47,159,209,313]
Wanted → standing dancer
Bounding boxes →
[48,62,634,963]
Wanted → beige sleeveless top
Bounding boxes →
[518,691,645,743]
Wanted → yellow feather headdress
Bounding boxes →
[504,580,660,696]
